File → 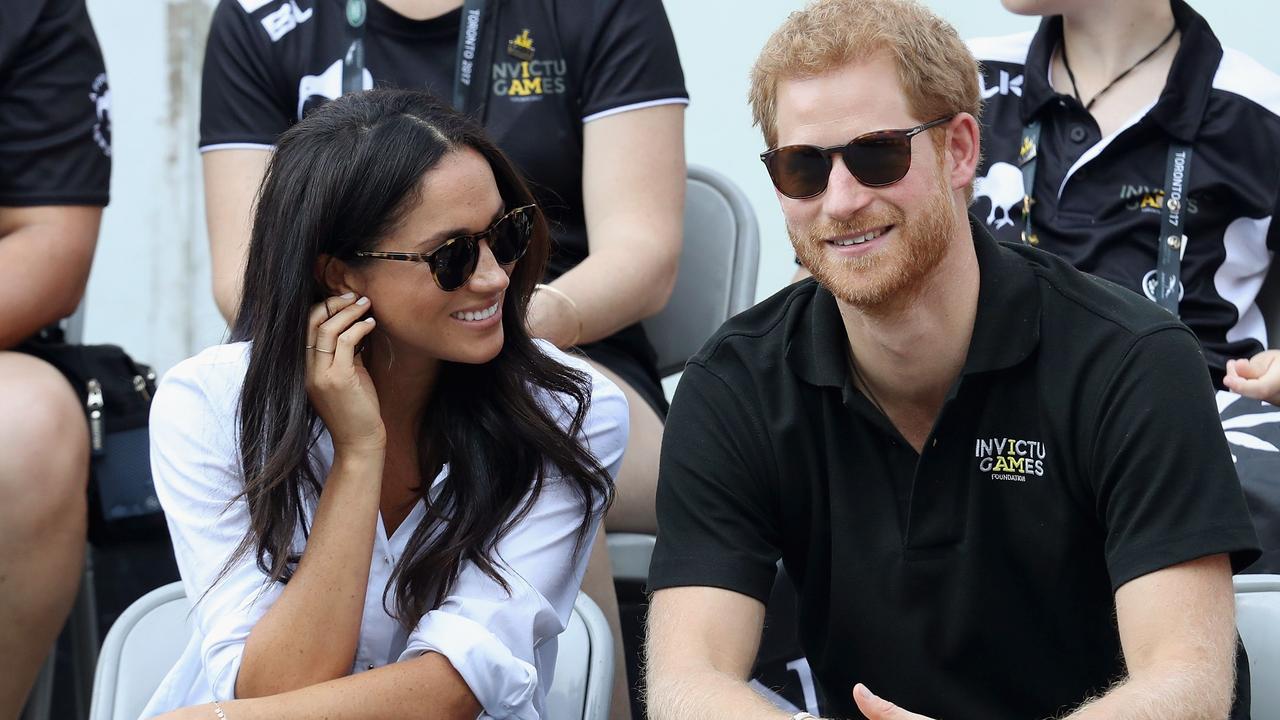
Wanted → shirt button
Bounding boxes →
[368,663,375,670]
[384,556,391,564]
[1069,125,1088,143]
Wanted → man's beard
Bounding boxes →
[792,178,957,310]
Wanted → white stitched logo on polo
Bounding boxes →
[975,437,1046,481]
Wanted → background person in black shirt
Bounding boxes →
[0,0,110,713]
[645,1,1257,719]
[970,0,1280,388]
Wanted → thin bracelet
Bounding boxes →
[534,283,583,347]
[212,701,228,719]
[791,713,819,720]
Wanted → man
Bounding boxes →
[0,0,109,713]
[644,1,1259,719]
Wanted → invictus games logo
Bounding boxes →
[88,73,111,157]
[492,29,566,100]
[975,437,1046,482]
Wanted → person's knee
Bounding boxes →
[0,353,89,528]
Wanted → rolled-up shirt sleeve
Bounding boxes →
[400,351,628,719]
[149,348,285,700]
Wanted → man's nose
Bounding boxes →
[821,153,875,220]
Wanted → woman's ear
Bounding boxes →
[314,254,363,296]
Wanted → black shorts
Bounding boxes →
[577,322,668,418]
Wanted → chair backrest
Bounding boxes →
[89,582,190,720]
[642,165,760,378]
[1236,573,1280,718]
[90,582,613,720]
[545,592,615,720]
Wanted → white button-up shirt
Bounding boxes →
[140,341,627,719]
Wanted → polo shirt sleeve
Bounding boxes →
[648,363,782,604]
[149,349,285,701]
[199,0,291,151]
[400,351,626,719]
[1090,326,1261,590]
[574,0,688,123]
[0,0,110,206]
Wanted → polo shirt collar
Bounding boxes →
[962,218,1041,375]
[1019,0,1223,143]
[787,217,1042,390]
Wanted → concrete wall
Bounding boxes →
[82,0,1280,374]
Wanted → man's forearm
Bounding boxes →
[647,666,795,720]
[1062,661,1235,720]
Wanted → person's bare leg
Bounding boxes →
[586,361,663,535]
[0,352,88,716]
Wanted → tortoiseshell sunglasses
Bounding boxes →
[355,204,537,291]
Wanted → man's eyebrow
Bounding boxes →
[414,207,506,251]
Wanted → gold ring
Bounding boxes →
[314,347,335,354]
[305,345,316,350]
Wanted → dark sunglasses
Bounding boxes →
[354,204,537,291]
[760,115,955,199]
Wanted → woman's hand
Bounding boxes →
[306,293,384,455]
[1224,350,1280,406]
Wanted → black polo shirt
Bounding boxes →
[0,0,110,206]
[968,0,1280,382]
[200,0,687,280]
[650,219,1260,720]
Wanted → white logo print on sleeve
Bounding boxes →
[980,70,1024,99]
[262,1,313,42]
[297,59,373,119]
[88,73,111,157]
[973,162,1022,230]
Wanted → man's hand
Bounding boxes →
[1223,350,1280,405]
[852,684,936,720]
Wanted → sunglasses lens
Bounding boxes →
[491,207,534,265]
[767,145,830,199]
[431,238,479,291]
[846,134,912,187]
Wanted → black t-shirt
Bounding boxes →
[969,0,1280,381]
[650,218,1261,720]
[200,0,687,279]
[0,0,111,206]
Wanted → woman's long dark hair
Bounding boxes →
[226,88,613,629]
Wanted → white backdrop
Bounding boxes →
[82,0,1280,375]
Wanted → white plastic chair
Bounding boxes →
[1236,573,1280,718]
[642,164,760,378]
[89,582,614,720]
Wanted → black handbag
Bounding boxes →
[19,334,161,545]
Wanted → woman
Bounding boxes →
[143,88,626,719]
[200,5,686,710]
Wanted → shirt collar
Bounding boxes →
[786,216,1042,390]
[1019,0,1222,143]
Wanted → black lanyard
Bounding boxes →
[341,0,496,119]
[1018,121,1193,316]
